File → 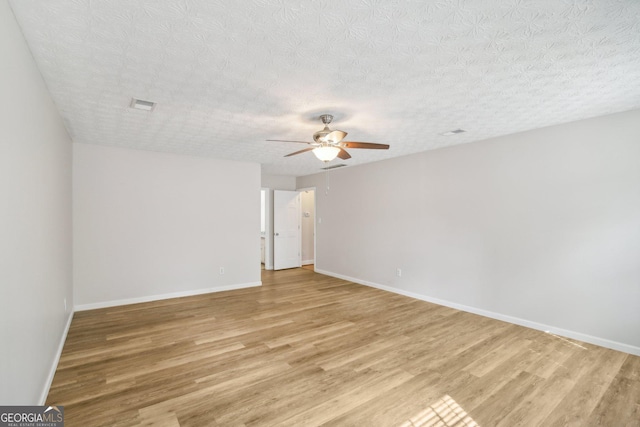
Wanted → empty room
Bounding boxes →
[1,1,639,426]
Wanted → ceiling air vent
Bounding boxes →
[440,129,465,136]
[321,164,347,170]
[130,98,156,111]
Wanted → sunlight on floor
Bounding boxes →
[545,331,588,350]
[399,395,479,427]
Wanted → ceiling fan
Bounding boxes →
[267,114,390,162]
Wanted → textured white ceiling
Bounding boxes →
[9,0,640,177]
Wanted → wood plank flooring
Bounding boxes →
[48,268,640,426]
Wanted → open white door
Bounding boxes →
[274,190,301,270]
[300,189,315,266]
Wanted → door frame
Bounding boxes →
[261,187,273,270]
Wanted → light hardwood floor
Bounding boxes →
[48,268,640,426]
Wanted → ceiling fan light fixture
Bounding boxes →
[312,145,340,162]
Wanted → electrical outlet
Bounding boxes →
[219,267,225,275]
[396,268,402,277]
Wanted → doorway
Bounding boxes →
[263,187,316,271]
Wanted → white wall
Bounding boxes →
[0,1,73,404]
[261,173,296,190]
[74,144,261,309]
[298,109,640,355]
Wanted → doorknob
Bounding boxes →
[275,232,279,236]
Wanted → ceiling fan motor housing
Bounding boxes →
[313,126,332,144]
[313,115,348,145]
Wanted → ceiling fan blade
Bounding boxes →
[267,139,311,144]
[284,147,315,157]
[337,148,351,160]
[342,141,390,150]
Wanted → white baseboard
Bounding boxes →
[40,311,73,405]
[74,282,262,312]
[315,269,640,357]
[302,259,315,266]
